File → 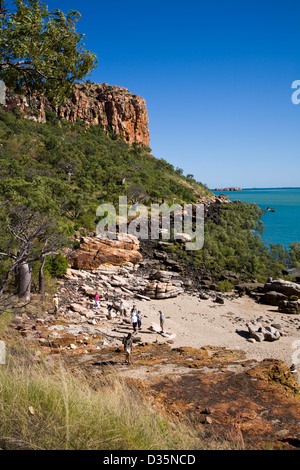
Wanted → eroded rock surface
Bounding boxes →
[3,82,150,146]
[69,234,142,270]
[60,342,300,450]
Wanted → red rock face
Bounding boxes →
[3,82,150,147]
[69,234,143,270]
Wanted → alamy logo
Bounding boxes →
[0,80,6,105]
[291,80,300,105]
[96,197,204,251]
[0,341,5,365]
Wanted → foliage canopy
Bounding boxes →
[0,0,97,101]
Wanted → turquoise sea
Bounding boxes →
[212,188,300,248]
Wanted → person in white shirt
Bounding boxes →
[159,310,165,333]
[131,306,138,333]
[119,299,125,317]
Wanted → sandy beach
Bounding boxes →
[99,293,300,379]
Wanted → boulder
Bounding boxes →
[263,291,288,306]
[149,270,180,282]
[219,272,240,285]
[263,278,300,299]
[144,281,183,299]
[69,233,142,270]
[109,275,128,287]
[199,292,210,300]
[246,321,281,342]
[235,282,264,295]
[70,303,88,314]
[215,295,224,305]
[278,300,300,314]
[135,293,151,301]
[153,251,168,260]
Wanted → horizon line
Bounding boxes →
[211,186,300,191]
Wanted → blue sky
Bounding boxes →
[8,0,300,188]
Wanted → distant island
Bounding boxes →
[214,187,242,192]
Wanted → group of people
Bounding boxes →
[52,291,166,366]
[54,291,166,338]
[95,295,166,337]
[129,305,142,332]
[129,304,165,335]
[123,305,166,365]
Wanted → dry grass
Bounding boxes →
[0,310,246,451]
[0,342,205,450]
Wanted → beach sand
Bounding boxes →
[103,293,300,378]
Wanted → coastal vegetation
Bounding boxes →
[0,106,299,301]
[0,106,213,301]
[162,201,300,284]
[0,0,97,102]
[0,1,299,453]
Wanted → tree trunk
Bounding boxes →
[17,263,31,301]
[39,256,46,296]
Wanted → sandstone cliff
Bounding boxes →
[3,82,150,147]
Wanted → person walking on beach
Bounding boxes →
[53,294,59,315]
[119,298,125,317]
[159,310,165,333]
[107,302,114,319]
[131,305,138,316]
[137,310,142,330]
[123,333,133,364]
[131,309,138,333]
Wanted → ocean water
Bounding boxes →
[212,188,300,248]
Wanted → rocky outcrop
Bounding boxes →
[61,342,300,450]
[144,281,183,299]
[263,278,300,298]
[214,194,233,204]
[262,278,300,313]
[278,300,300,314]
[69,233,142,270]
[246,320,284,342]
[10,259,300,450]
[3,82,150,146]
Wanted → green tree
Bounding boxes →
[0,206,68,301]
[0,0,97,102]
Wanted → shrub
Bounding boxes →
[44,255,69,278]
[217,279,235,293]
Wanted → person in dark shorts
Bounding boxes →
[131,310,138,333]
